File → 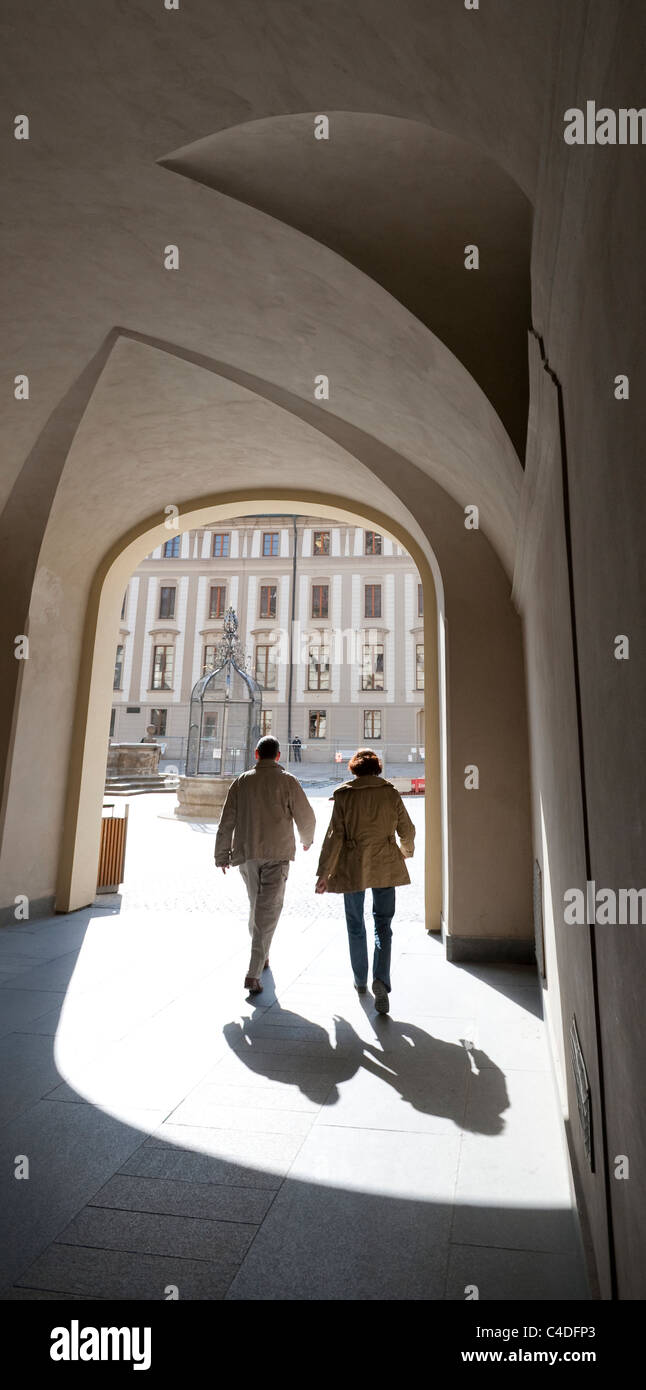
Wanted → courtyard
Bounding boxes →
[0,794,587,1300]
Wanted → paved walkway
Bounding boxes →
[0,795,588,1300]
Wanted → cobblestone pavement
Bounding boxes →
[0,792,588,1301]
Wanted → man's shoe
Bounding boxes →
[373,979,390,1014]
[354,983,367,994]
[245,976,263,994]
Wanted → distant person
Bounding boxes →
[292,736,302,763]
[215,736,315,995]
[315,747,415,1014]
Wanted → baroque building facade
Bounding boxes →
[110,516,425,768]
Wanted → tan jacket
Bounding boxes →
[316,775,415,892]
[214,760,316,867]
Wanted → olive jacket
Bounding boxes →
[316,775,415,893]
[214,760,316,867]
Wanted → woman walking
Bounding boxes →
[315,748,415,1014]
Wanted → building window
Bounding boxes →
[365,584,382,618]
[113,644,124,690]
[203,644,218,672]
[365,531,382,555]
[209,585,226,619]
[212,533,230,558]
[364,710,382,740]
[262,531,279,557]
[362,643,384,691]
[308,644,330,691]
[416,643,424,690]
[418,583,424,618]
[109,708,116,738]
[260,710,273,736]
[159,586,176,620]
[152,645,174,690]
[309,709,327,739]
[255,644,277,689]
[311,584,329,619]
[259,585,277,618]
[149,708,167,736]
[313,530,330,555]
[121,589,128,620]
[163,536,180,558]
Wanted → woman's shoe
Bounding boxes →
[245,976,263,994]
[373,979,390,1014]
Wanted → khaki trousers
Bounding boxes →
[239,859,290,979]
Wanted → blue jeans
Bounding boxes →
[343,887,396,991]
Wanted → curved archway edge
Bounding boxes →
[56,490,444,935]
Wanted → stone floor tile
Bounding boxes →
[89,1173,275,1223]
[445,1242,589,1300]
[15,1243,239,1300]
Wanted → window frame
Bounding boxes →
[364,584,382,619]
[363,709,382,740]
[113,643,124,691]
[151,644,174,691]
[212,532,231,558]
[262,531,280,557]
[311,583,329,620]
[259,584,277,619]
[208,584,226,620]
[362,642,385,691]
[313,530,330,556]
[416,642,425,690]
[163,536,180,558]
[365,531,382,555]
[158,585,176,620]
[307,643,331,691]
[308,709,327,739]
[255,643,278,690]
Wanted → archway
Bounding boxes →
[56,491,445,937]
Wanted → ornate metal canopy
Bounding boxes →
[185,608,262,776]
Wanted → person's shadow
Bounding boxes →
[223,1005,508,1134]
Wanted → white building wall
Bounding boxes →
[230,530,240,559]
[169,575,189,702]
[331,574,342,703]
[278,574,290,700]
[201,532,211,559]
[351,574,360,702]
[296,574,309,700]
[385,573,395,704]
[180,531,190,559]
[191,577,209,684]
[120,577,140,702]
[302,528,312,558]
[251,529,261,557]
[280,529,290,557]
[245,576,257,668]
[404,572,415,701]
[353,528,363,556]
[331,528,341,557]
[139,578,158,701]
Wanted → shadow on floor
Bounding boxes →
[223,1005,509,1134]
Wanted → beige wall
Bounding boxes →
[2,0,645,1299]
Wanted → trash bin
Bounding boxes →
[96,801,129,893]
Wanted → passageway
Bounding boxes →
[0,795,587,1300]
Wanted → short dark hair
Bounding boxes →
[256,735,280,760]
[348,747,383,777]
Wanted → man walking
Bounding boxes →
[215,736,315,995]
[292,735,302,763]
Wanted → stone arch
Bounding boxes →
[55,490,444,925]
